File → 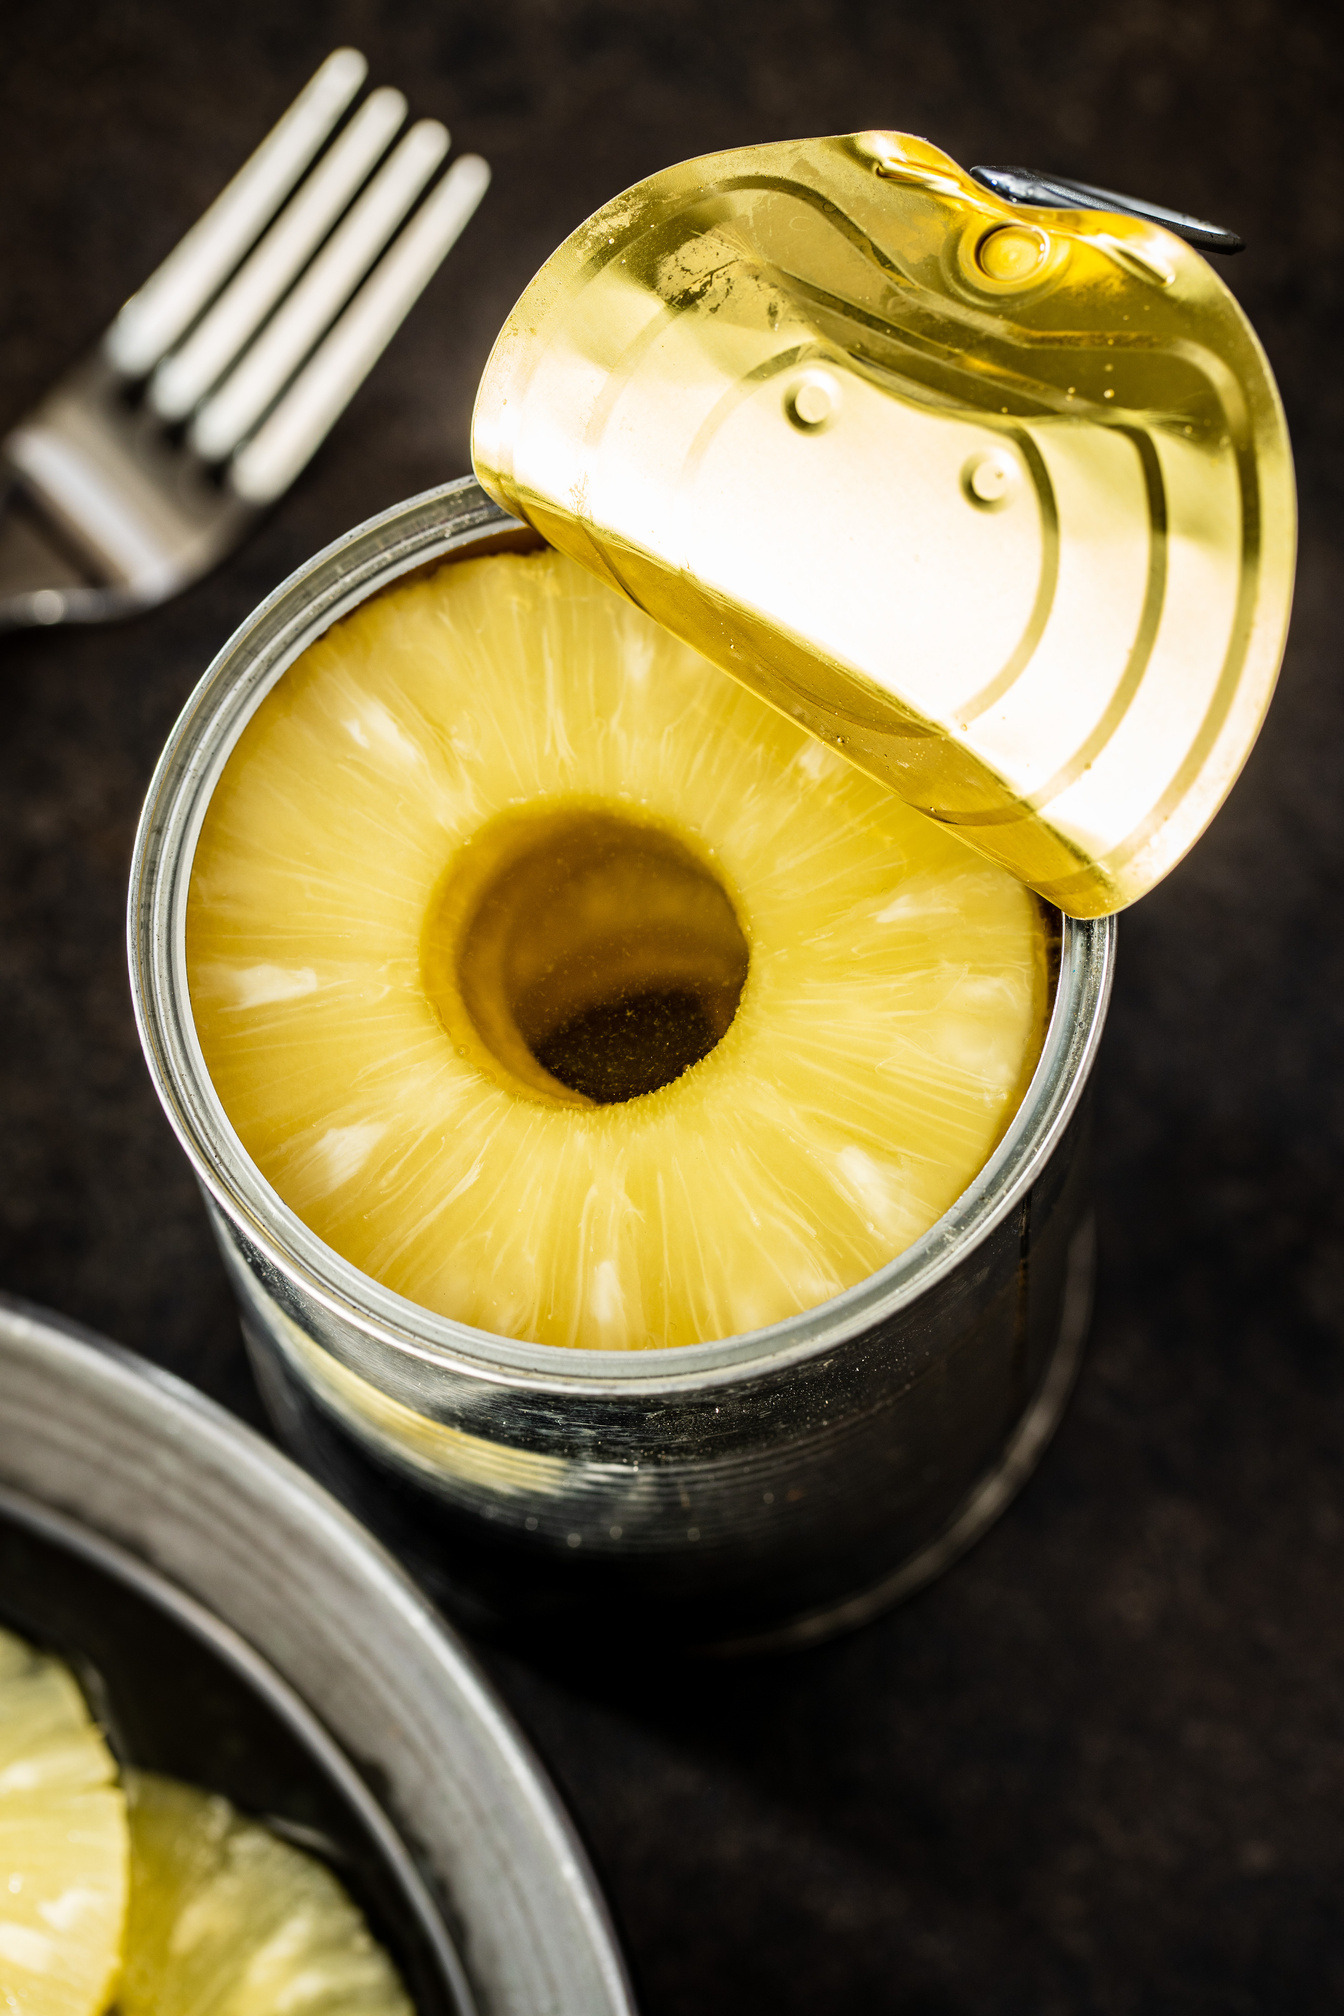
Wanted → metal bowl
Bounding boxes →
[0,1293,635,2016]
[130,478,1115,1651]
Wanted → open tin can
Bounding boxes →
[131,475,1113,1652]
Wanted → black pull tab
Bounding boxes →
[970,165,1244,255]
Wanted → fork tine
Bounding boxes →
[149,87,408,424]
[230,154,491,507]
[104,48,368,380]
[190,119,450,465]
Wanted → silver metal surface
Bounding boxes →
[230,155,491,507]
[0,1294,637,2016]
[130,477,1116,1649]
[0,1477,476,2016]
[0,50,488,630]
[149,87,411,425]
[189,117,450,462]
[107,50,370,377]
[970,165,1245,253]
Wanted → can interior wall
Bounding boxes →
[130,478,1115,1652]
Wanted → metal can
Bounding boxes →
[130,477,1114,1652]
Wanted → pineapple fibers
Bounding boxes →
[121,1774,410,2016]
[188,548,1050,1351]
[0,1625,410,2016]
[0,1628,127,2016]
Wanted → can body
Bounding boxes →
[131,478,1114,1650]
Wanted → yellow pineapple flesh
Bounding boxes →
[187,547,1050,1350]
[0,1628,128,2016]
[120,1774,411,2016]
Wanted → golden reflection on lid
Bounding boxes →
[471,130,1295,917]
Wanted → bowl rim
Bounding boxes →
[0,1479,477,2015]
[0,1293,638,2016]
[129,476,1116,1398]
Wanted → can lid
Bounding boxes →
[471,131,1295,917]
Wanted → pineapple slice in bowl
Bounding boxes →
[0,1301,636,2005]
[0,1628,410,2016]
[0,1625,412,2016]
[122,1774,410,2016]
[0,1629,127,2016]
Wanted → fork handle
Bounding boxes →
[0,479,116,630]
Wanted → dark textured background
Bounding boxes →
[3,2,1342,2009]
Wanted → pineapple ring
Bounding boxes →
[0,1627,128,2016]
[121,1773,410,2016]
[187,547,1050,1351]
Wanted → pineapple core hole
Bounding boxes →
[422,806,750,1108]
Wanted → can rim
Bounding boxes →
[129,476,1116,1399]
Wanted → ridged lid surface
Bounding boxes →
[472,131,1295,917]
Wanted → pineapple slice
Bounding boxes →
[0,1627,128,2016]
[188,547,1049,1350]
[120,1774,411,2016]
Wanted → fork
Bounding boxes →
[0,49,490,630]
